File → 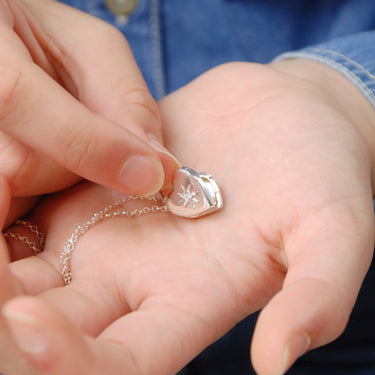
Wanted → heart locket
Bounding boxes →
[166,167,223,218]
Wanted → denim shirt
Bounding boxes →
[62,0,375,104]
[58,1,375,374]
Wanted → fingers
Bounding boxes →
[2,296,96,374]
[0,240,40,375]
[98,303,215,375]
[0,0,178,196]
[0,186,36,375]
[21,0,160,139]
[6,196,40,229]
[2,295,221,375]
[2,296,149,375]
[23,0,180,189]
[0,173,11,229]
[9,258,127,336]
[0,236,18,302]
[9,256,62,294]
[0,130,81,197]
[0,173,20,300]
[251,199,375,375]
[0,62,164,196]
[252,280,346,375]
[39,280,129,337]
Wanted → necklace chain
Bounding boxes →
[4,168,222,285]
[4,220,45,255]
[4,196,168,285]
[60,194,168,285]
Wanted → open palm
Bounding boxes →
[4,61,375,375]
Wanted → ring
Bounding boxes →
[166,167,223,218]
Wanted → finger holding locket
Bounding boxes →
[4,166,223,287]
[2,166,224,340]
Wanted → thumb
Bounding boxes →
[20,0,180,193]
[251,199,375,375]
[1,0,179,197]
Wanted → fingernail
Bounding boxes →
[148,134,181,169]
[279,333,311,375]
[120,155,164,196]
[3,307,47,354]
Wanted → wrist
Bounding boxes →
[270,58,375,192]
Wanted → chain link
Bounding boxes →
[3,195,169,285]
[3,168,222,284]
[60,194,169,285]
[4,220,45,255]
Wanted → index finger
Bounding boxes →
[0,2,166,197]
[1,62,164,195]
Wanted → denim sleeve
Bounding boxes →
[274,31,375,108]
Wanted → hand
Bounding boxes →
[0,0,179,226]
[0,1,178,371]
[3,60,375,375]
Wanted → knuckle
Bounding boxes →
[123,86,161,127]
[63,129,97,173]
[90,19,129,46]
[125,87,159,115]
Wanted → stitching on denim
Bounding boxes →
[150,0,166,99]
[307,48,375,103]
[278,48,375,104]
[85,0,97,15]
[311,48,375,81]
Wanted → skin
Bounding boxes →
[0,0,178,227]
[1,60,375,375]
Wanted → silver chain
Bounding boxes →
[3,196,169,285]
[60,194,169,285]
[4,220,45,255]
[4,168,222,285]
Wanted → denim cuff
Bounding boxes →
[274,31,375,108]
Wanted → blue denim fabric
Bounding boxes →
[276,32,375,109]
[57,1,375,374]
[62,0,375,99]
